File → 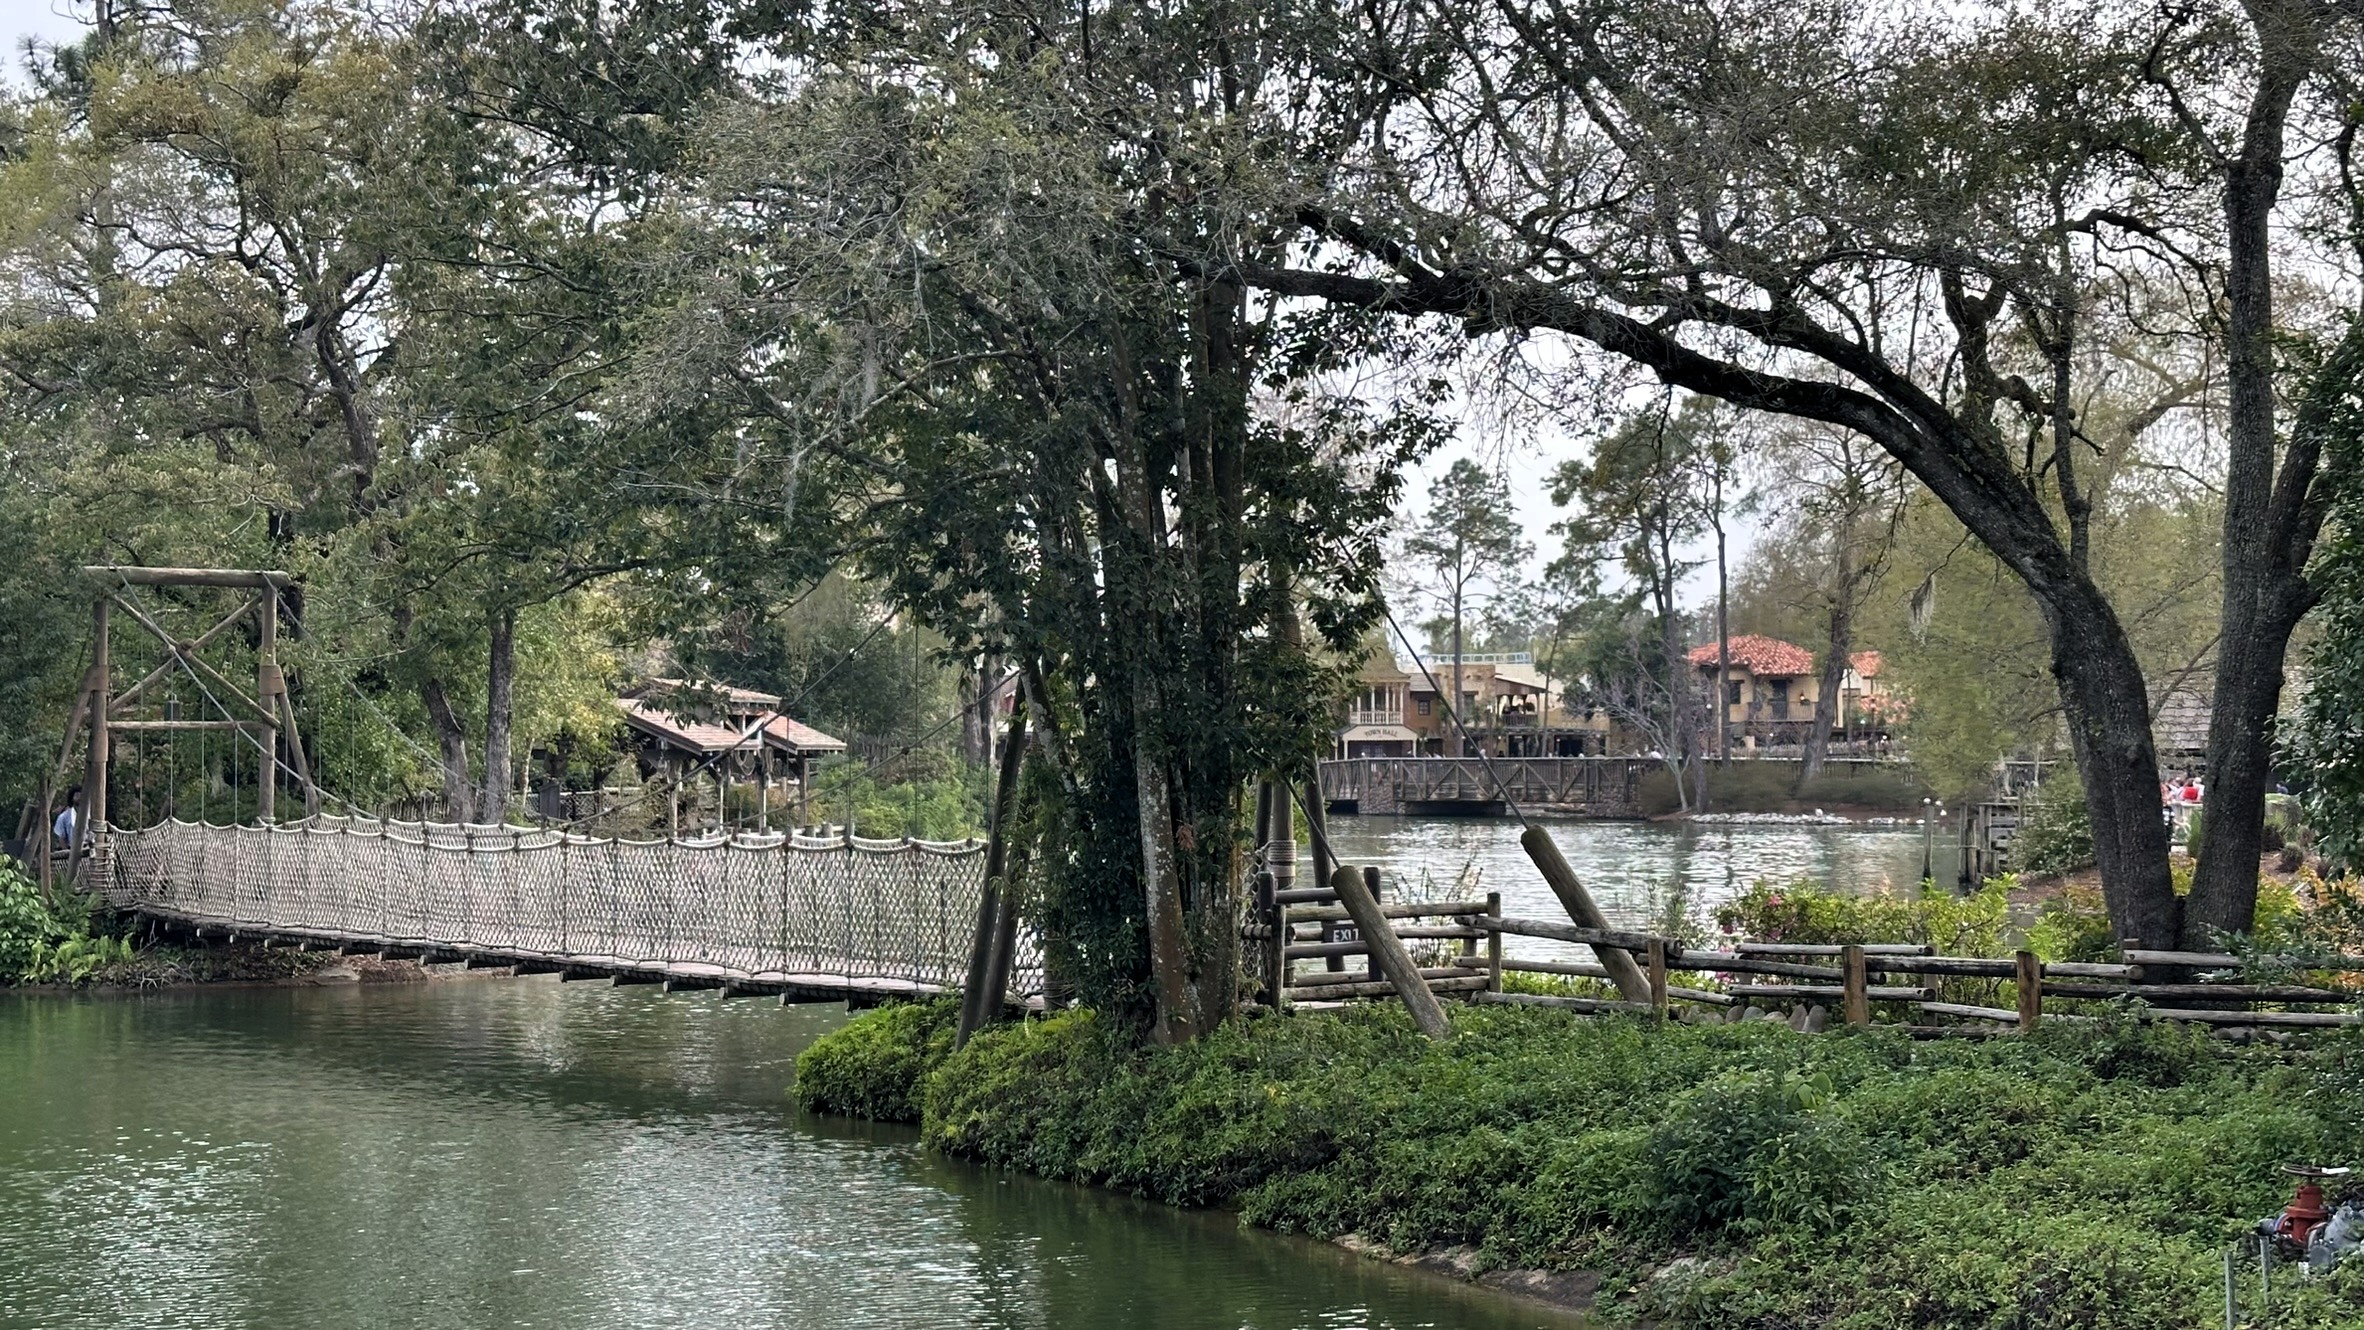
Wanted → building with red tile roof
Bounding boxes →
[1686,634,1816,678]
[1689,636,1901,752]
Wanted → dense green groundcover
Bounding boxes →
[795,999,2364,1329]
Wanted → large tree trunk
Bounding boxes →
[478,607,518,825]
[2188,6,2318,946]
[1652,551,1700,814]
[1800,533,1855,787]
[1715,483,1731,766]
[1132,671,1199,1045]
[2039,581,2180,949]
[420,678,473,823]
[1800,597,1850,788]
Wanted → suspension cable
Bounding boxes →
[1377,599,1534,828]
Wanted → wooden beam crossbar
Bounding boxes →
[54,568,321,846]
[81,565,293,589]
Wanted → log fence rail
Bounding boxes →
[1246,888,2364,1035]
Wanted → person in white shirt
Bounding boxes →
[51,786,80,850]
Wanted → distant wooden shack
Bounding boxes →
[619,679,845,833]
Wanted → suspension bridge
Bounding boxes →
[26,566,1035,1006]
[96,818,1018,1001]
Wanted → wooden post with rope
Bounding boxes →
[1329,865,1451,1040]
[1520,825,1652,1002]
[1380,605,1650,1005]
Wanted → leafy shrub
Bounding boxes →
[856,1002,2364,1329]
[27,933,134,983]
[806,764,986,840]
[0,865,134,985]
[1640,1068,1868,1235]
[2013,776,2096,876]
[1715,878,2011,956]
[2034,1001,2217,1088]
[2026,881,2117,962]
[2266,793,2305,852]
[0,859,51,980]
[791,998,958,1121]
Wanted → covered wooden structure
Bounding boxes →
[617,679,845,834]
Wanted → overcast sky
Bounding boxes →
[0,0,84,76]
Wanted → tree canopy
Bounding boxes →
[3,0,2361,1023]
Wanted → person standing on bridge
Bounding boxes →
[52,786,81,850]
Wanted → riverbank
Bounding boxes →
[9,940,464,992]
[795,998,2364,1329]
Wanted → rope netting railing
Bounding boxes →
[97,817,1037,998]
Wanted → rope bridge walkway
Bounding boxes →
[94,817,1039,1003]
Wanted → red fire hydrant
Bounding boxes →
[2273,1166,2345,1254]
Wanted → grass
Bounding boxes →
[796,998,2364,1328]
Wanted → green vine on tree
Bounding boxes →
[2280,322,2364,872]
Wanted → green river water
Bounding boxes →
[0,820,1932,1330]
[0,978,1569,1330]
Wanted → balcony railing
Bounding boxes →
[1347,708,1406,727]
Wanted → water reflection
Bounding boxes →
[0,982,1569,1330]
[1322,816,1931,953]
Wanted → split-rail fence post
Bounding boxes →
[1841,945,1870,1026]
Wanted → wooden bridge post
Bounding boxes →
[1304,770,1344,974]
[1268,781,1296,1002]
[256,584,276,825]
[84,596,110,838]
[1253,780,1284,1009]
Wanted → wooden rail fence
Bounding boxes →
[1245,884,2364,1035]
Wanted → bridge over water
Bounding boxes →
[1320,757,1654,817]
[23,565,1043,1006]
[95,816,1033,1004]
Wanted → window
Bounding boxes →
[1417,697,1432,716]
[1726,679,1743,705]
